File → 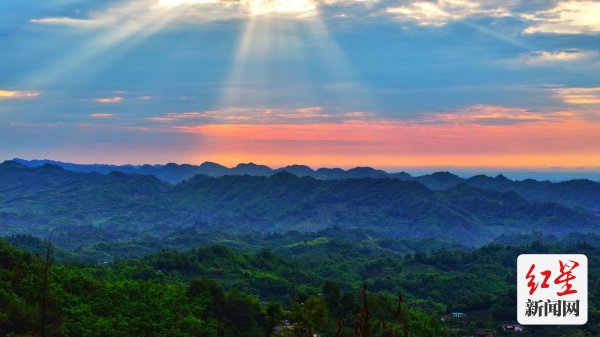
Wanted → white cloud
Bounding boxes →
[554,87,600,104]
[94,97,123,103]
[386,0,510,26]
[522,0,600,34]
[90,113,116,118]
[159,0,219,6]
[30,17,111,27]
[27,0,600,36]
[0,89,40,100]
[30,0,321,27]
[511,49,598,65]
[243,0,317,17]
[146,106,374,124]
[418,104,566,125]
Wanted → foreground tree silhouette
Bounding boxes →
[39,238,62,337]
[395,292,408,337]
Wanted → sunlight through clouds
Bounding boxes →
[522,0,600,34]
[27,1,194,88]
[159,0,219,6]
[158,0,318,17]
[6,0,598,169]
[219,5,374,113]
[386,0,510,26]
[219,18,311,108]
[28,0,600,35]
[243,0,317,17]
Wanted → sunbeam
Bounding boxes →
[219,3,374,116]
[243,0,317,17]
[461,20,531,51]
[26,1,188,88]
[3,0,599,174]
[220,17,315,108]
[23,0,375,115]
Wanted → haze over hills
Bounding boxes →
[1,160,598,251]
[12,158,600,212]
[12,158,408,183]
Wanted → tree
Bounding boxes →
[266,300,284,335]
[291,296,328,337]
[322,281,341,315]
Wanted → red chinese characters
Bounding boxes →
[525,260,579,297]
[554,260,579,296]
[518,254,587,324]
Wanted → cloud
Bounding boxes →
[417,104,573,125]
[27,0,600,37]
[91,101,600,168]
[159,0,220,6]
[30,17,111,27]
[242,0,317,17]
[522,0,600,34]
[554,87,600,104]
[30,0,320,28]
[90,113,116,118]
[94,97,123,104]
[146,106,373,124]
[386,0,510,26]
[510,48,598,65]
[0,89,40,100]
[29,1,146,28]
[146,116,179,122]
[145,102,592,128]
[28,0,519,29]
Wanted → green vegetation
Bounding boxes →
[1,162,598,250]
[2,161,599,336]
[1,236,598,336]
[1,239,448,337]
[14,159,600,213]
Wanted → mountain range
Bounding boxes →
[13,158,600,212]
[1,160,598,250]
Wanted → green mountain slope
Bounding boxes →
[1,161,598,248]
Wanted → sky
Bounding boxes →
[0,0,599,174]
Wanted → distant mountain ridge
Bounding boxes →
[0,160,598,249]
[12,158,409,183]
[12,158,600,212]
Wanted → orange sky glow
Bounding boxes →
[166,120,600,169]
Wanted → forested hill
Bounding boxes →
[1,161,598,248]
[1,237,599,337]
[13,158,600,212]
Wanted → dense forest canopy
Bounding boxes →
[1,235,598,336]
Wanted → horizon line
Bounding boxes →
[7,157,600,174]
